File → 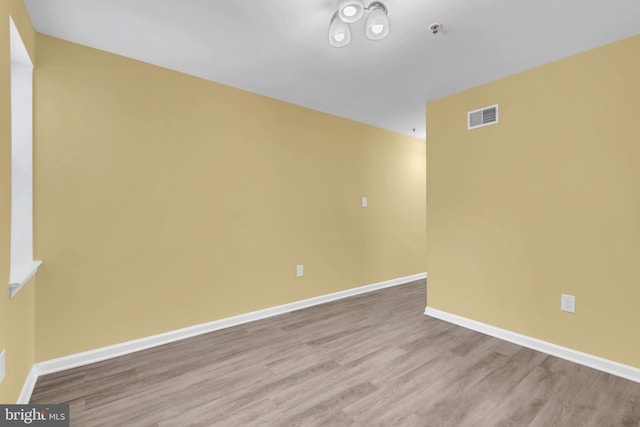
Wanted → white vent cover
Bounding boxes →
[468,104,499,130]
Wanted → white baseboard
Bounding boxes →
[17,365,38,404]
[424,306,640,384]
[19,273,426,402]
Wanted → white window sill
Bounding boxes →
[8,260,42,298]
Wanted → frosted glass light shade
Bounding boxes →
[338,0,364,23]
[329,14,351,47]
[365,5,389,40]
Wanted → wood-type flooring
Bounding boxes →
[31,279,640,426]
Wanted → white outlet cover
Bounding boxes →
[296,265,304,277]
[561,294,576,313]
[361,197,367,208]
[0,350,5,384]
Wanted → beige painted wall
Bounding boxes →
[0,0,36,403]
[33,35,426,361]
[427,34,640,368]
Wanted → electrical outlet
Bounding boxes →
[361,197,368,208]
[561,294,576,313]
[296,265,304,277]
[0,350,6,384]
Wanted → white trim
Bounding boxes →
[9,15,38,299]
[17,365,38,404]
[31,273,426,381]
[424,306,640,384]
[8,260,42,298]
[9,17,31,66]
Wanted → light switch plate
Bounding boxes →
[296,265,304,277]
[361,197,367,208]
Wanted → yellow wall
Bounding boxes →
[427,34,640,368]
[33,35,426,361]
[0,0,36,403]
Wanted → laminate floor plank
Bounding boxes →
[30,279,640,426]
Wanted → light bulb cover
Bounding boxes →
[329,12,352,47]
[365,2,389,41]
[338,0,365,23]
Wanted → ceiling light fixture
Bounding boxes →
[338,0,365,23]
[329,12,352,48]
[329,0,389,47]
[365,2,389,41]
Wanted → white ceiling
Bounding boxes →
[25,0,640,139]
